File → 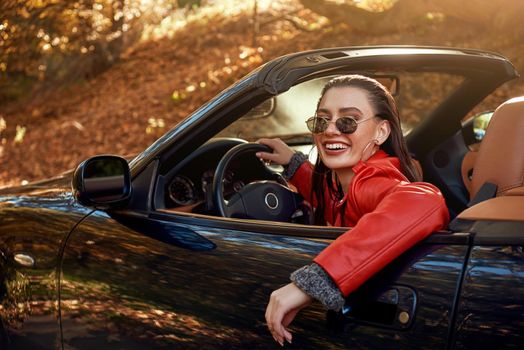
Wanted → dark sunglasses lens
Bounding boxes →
[336,117,357,134]
[306,117,327,133]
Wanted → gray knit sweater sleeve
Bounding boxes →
[282,151,308,180]
[290,262,345,311]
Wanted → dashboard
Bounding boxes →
[162,139,274,213]
[167,169,243,206]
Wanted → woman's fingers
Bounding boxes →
[283,328,293,344]
[256,138,295,166]
[265,283,314,345]
[265,291,287,345]
[281,307,299,344]
[282,307,300,328]
[256,151,278,163]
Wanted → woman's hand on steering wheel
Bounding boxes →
[213,142,309,223]
[256,138,295,166]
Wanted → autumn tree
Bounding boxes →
[0,0,182,104]
[299,0,524,37]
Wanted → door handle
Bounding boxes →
[327,285,417,331]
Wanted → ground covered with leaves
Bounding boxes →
[1,1,523,187]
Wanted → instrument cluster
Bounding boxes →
[167,169,244,206]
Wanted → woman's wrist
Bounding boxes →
[290,263,345,311]
[282,151,308,180]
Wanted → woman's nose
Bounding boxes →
[324,120,340,135]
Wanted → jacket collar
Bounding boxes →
[352,149,398,174]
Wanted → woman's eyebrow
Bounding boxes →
[339,107,363,114]
[316,107,363,114]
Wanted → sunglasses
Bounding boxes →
[306,115,376,134]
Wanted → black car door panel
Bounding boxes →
[59,211,469,349]
[326,243,469,349]
[0,196,90,350]
[452,245,524,349]
[59,211,332,349]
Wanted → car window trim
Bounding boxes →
[149,209,463,244]
[452,219,524,245]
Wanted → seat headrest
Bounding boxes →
[471,96,524,198]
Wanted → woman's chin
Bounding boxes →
[321,154,359,170]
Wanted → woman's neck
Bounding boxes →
[333,168,355,195]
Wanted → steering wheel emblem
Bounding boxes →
[264,192,279,210]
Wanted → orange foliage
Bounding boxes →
[0,0,523,187]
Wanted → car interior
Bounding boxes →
[154,69,524,230]
[449,96,524,236]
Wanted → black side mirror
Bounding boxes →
[72,155,131,207]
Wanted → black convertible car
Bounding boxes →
[1,46,523,349]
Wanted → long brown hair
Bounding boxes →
[311,74,421,225]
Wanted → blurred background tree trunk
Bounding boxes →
[108,0,125,64]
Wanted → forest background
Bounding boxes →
[1,0,524,188]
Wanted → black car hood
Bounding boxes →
[0,171,73,196]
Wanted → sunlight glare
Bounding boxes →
[141,0,275,41]
[13,125,26,144]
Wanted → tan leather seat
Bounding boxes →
[470,96,524,199]
[455,96,524,223]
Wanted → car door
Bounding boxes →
[451,212,524,349]
[0,184,91,350]
[59,207,469,349]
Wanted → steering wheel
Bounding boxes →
[212,142,310,223]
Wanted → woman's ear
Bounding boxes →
[376,120,391,145]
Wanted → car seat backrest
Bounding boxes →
[450,96,524,230]
[470,96,524,199]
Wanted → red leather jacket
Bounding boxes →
[290,150,449,296]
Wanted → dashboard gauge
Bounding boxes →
[201,169,235,193]
[168,176,196,205]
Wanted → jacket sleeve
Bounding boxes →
[313,166,449,296]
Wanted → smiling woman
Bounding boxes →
[258,74,449,345]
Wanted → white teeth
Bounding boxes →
[325,143,348,150]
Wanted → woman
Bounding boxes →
[257,75,449,346]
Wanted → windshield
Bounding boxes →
[216,72,464,141]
